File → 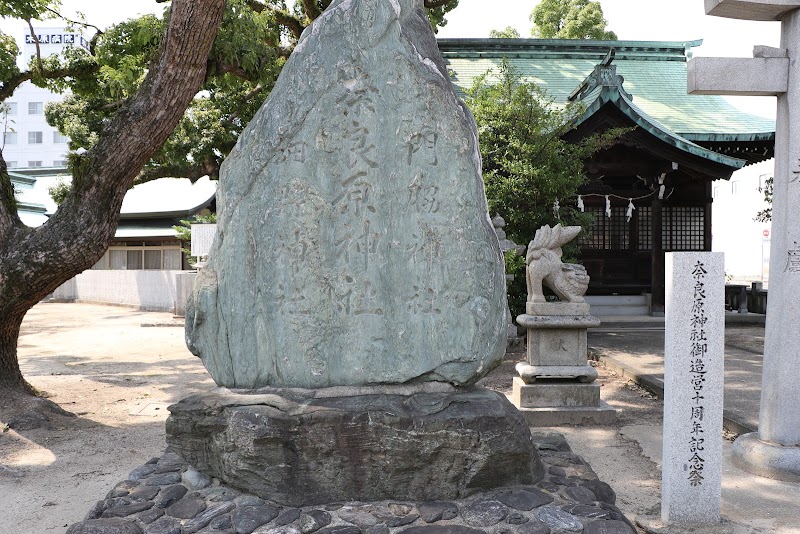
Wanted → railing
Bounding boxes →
[724,283,768,315]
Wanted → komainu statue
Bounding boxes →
[525,224,590,303]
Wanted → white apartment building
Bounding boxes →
[711,159,773,285]
[1,26,89,169]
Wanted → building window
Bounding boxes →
[53,131,69,144]
[4,131,17,144]
[3,102,17,115]
[127,250,144,270]
[109,250,126,270]
[28,102,44,115]
[731,181,739,194]
[638,206,652,251]
[105,243,183,270]
[6,161,17,168]
[579,206,629,250]
[28,131,43,144]
[662,206,705,251]
[52,159,68,167]
[27,161,43,168]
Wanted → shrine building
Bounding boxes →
[438,38,775,314]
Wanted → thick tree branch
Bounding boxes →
[301,0,322,21]
[2,0,226,307]
[275,10,307,40]
[243,0,266,12]
[25,19,43,72]
[136,159,220,184]
[0,154,23,236]
[238,0,307,39]
[217,61,252,81]
[0,63,101,102]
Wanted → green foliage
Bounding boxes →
[39,0,458,183]
[755,175,773,223]
[466,61,622,315]
[0,31,21,85]
[0,0,57,21]
[530,0,617,40]
[489,26,521,39]
[427,0,459,32]
[48,178,71,205]
[503,249,527,323]
[172,213,217,264]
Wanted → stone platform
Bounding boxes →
[66,432,636,534]
[512,377,617,426]
[165,385,542,507]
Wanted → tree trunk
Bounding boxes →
[0,0,226,419]
[0,309,32,395]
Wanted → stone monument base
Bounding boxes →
[166,384,544,507]
[732,432,800,482]
[511,377,616,426]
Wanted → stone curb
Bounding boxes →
[66,434,637,534]
[596,355,756,436]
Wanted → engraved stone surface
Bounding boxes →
[661,252,724,523]
[185,0,506,389]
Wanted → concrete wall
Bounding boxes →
[53,270,194,312]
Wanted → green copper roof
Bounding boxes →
[578,85,746,169]
[438,39,775,138]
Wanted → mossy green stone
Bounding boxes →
[186,0,506,388]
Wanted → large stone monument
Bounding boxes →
[511,224,615,425]
[167,0,543,506]
[688,0,800,482]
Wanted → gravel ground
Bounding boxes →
[1,302,665,534]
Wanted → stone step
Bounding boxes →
[584,295,647,305]
[585,295,649,316]
[590,304,651,316]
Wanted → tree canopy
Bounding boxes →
[530,0,617,40]
[489,26,521,39]
[4,0,460,184]
[755,176,773,222]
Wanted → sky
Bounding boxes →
[1,0,783,117]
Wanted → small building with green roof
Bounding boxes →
[439,38,775,313]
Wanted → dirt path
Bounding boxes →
[1,302,664,534]
[1,303,216,534]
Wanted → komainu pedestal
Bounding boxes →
[512,225,616,425]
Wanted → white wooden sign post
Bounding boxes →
[688,0,800,481]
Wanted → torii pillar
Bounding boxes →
[688,0,800,481]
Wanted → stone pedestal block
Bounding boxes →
[511,377,616,426]
[512,308,614,426]
[512,377,601,407]
[515,313,600,382]
[166,385,544,507]
[732,432,800,482]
